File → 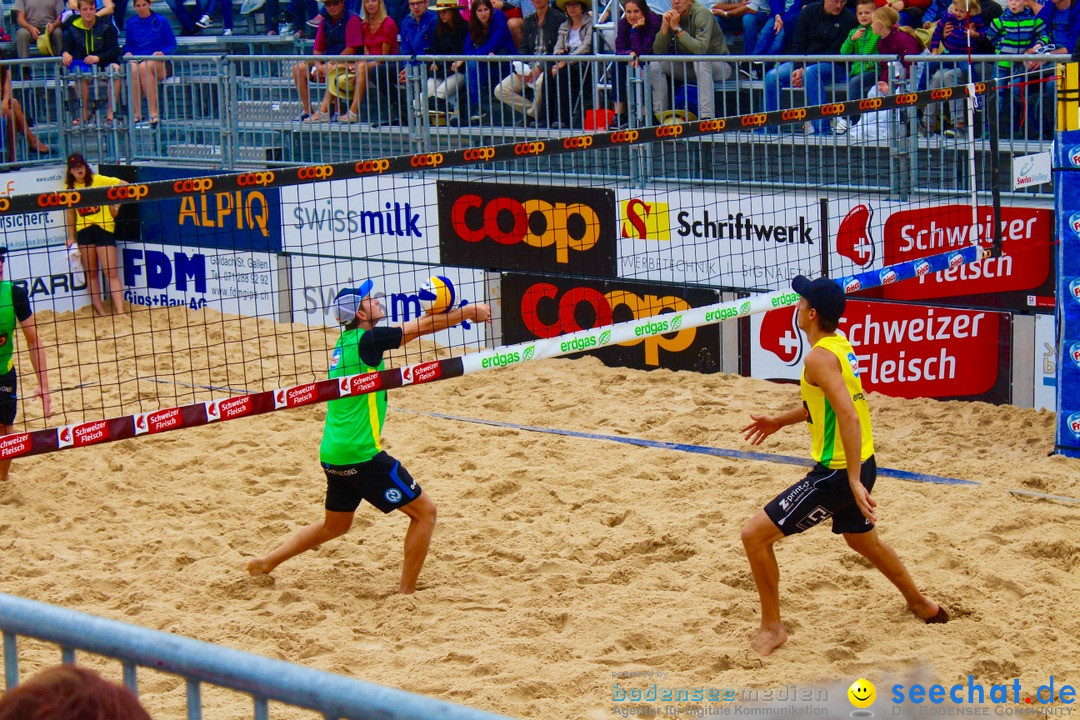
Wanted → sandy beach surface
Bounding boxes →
[0,306,1077,718]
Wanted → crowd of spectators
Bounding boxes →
[0,0,1077,145]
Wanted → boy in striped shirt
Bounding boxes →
[988,0,1049,137]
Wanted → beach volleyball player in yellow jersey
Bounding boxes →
[740,275,948,657]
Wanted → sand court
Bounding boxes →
[0,306,1077,718]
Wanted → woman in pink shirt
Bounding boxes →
[343,0,400,121]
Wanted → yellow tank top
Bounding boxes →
[800,334,875,469]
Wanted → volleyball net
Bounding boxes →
[0,81,1014,457]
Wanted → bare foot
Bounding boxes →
[246,557,275,576]
[751,625,788,656]
[93,305,108,317]
[910,600,948,624]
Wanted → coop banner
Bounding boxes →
[500,273,721,373]
[438,181,618,278]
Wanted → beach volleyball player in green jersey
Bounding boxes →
[0,246,52,482]
[740,275,947,657]
[247,280,491,594]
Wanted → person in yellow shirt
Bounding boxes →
[64,153,128,316]
[740,275,947,657]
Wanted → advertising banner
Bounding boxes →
[121,244,278,317]
[137,167,282,253]
[615,189,821,290]
[288,256,487,352]
[1054,133,1080,456]
[0,166,67,253]
[831,200,1053,310]
[749,298,1011,402]
[500,273,721,373]
[1034,313,1056,412]
[438,180,618,277]
[280,176,437,263]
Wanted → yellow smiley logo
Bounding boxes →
[848,678,876,708]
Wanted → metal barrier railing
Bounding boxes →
[0,592,513,720]
[0,51,1059,197]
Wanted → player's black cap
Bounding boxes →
[792,275,846,323]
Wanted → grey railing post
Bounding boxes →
[187,677,203,720]
[3,631,17,690]
[222,56,237,170]
[406,61,430,154]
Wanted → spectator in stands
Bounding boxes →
[425,0,468,113]
[123,0,176,127]
[195,0,235,35]
[398,0,437,85]
[492,0,564,125]
[1027,0,1079,138]
[453,0,516,124]
[922,0,1001,36]
[746,0,803,57]
[760,0,856,134]
[0,244,50,482]
[649,0,733,121]
[835,0,880,133]
[988,0,1047,136]
[64,153,129,316]
[341,0,400,122]
[874,0,930,28]
[14,0,64,61]
[710,0,767,54]
[0,49,51,152]
[164,0,204,34]
[65,0,116,27]
[924,0,988,136]
[62,0,122,126]
[492,0,524,46]
[613,0,660,123]
[0,666,148,720]
[837,5,921,132]
[290,0,363,121]
[544,0,594,128]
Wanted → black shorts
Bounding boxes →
[76,224,118,247]
[0,369,17,427]
[764,455,877,536]
[322,451,422,514]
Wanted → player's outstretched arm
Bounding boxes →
[742,406,806,445]
[399,303,492,346]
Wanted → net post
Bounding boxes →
[985,76,1004,260]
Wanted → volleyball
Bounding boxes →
[418,275,456,314]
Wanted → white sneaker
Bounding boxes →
[834,117,849,135]
[306,14,323,27]
[222,28,232,35]
[196,13,212,27]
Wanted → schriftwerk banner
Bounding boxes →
[1054,134,1080,457]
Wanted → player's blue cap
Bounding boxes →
[792,275,845,323]
[333,279,379,324]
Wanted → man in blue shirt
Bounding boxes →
[398,0,438,85]
[1028,0,1079,138]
